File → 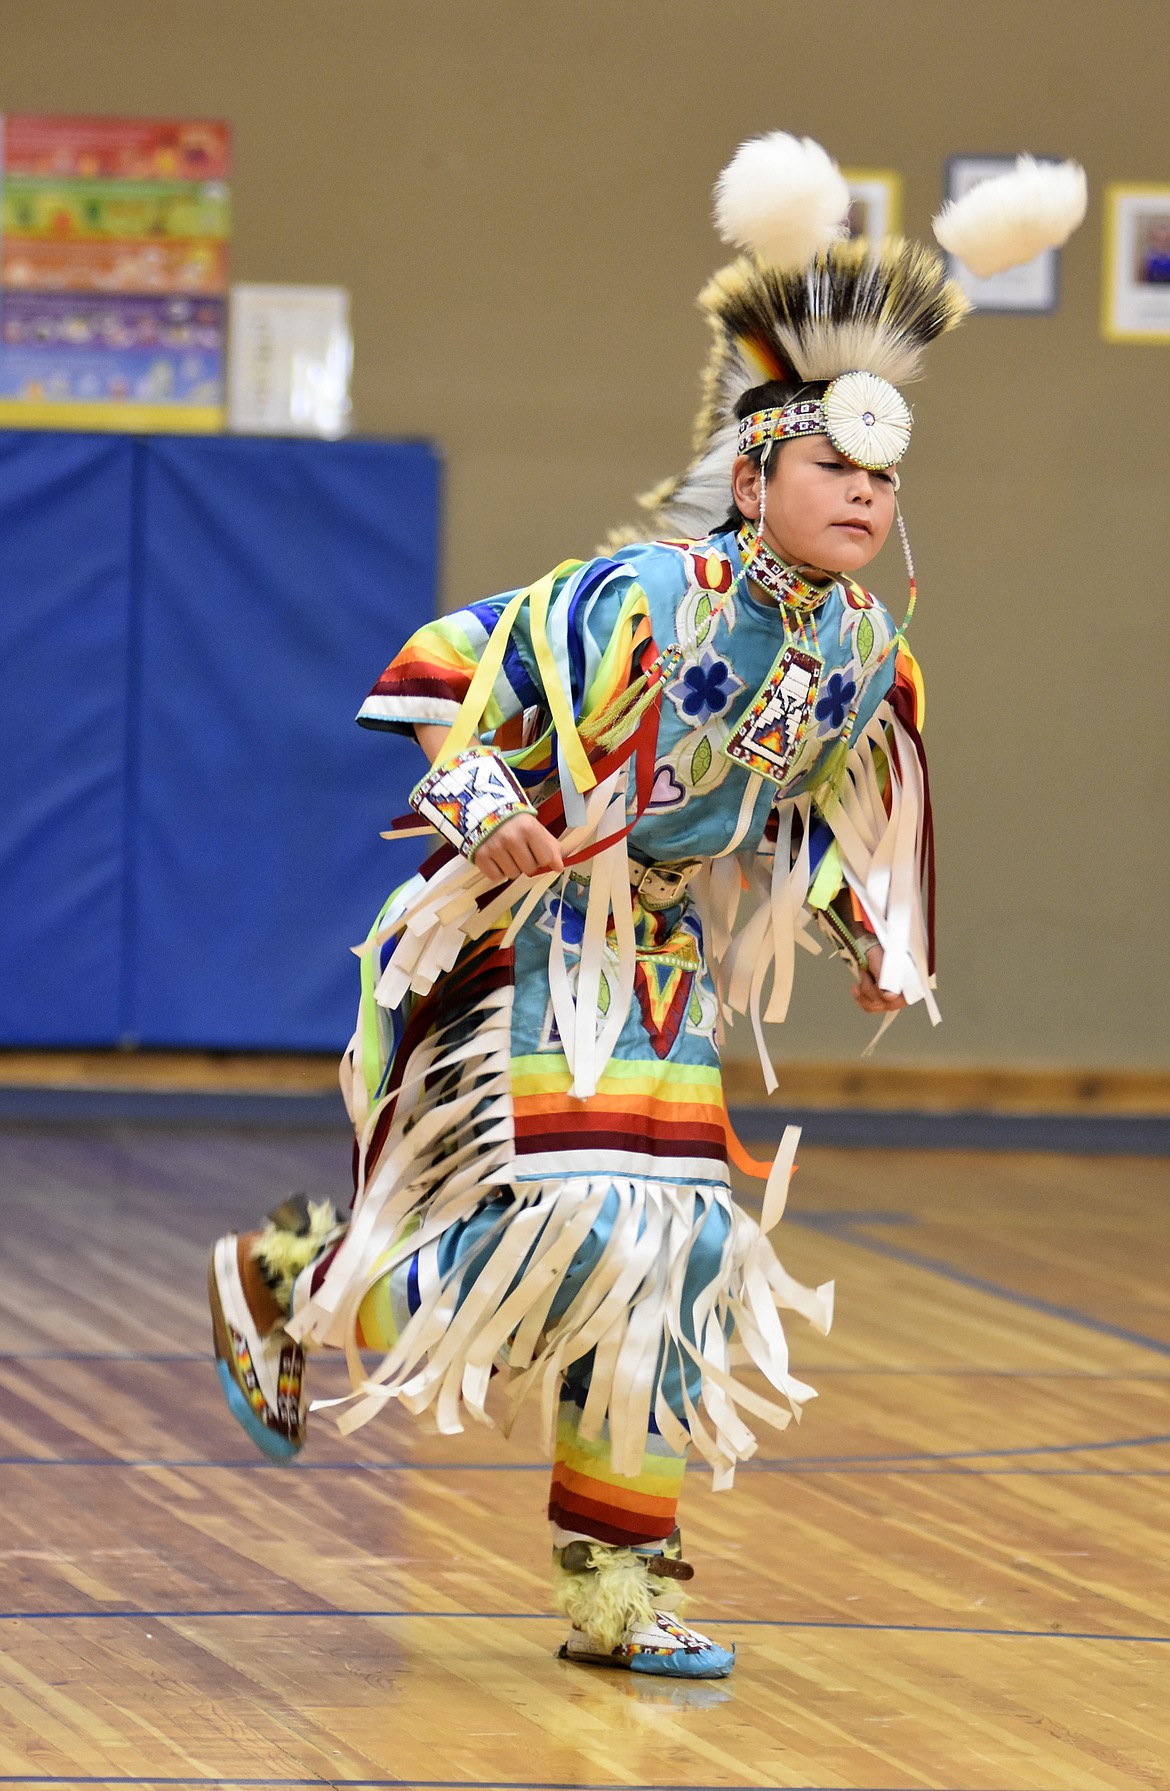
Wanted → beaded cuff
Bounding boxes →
[409,745,536,859]
[813,904,878,974]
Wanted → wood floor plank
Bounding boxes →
[0,1616,1166,1788]
[0,1124,1166,1787]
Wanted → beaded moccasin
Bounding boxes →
[553,1532,734,1679]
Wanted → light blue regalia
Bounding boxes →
[287,527,936,1491]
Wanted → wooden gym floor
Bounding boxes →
[0,1123,1168,1789]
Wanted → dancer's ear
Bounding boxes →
[730,453,762,521]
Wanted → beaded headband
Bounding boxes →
[737,369,913,472]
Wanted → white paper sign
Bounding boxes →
[228,284,352,436]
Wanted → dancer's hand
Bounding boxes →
[474,814,565,881]
[851,944,907,1014]
[413,725,564,880]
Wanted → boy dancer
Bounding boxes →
[211,135,1085,1676]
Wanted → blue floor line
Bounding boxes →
[7,1348,1170,1381]
[803,1367,1170,1378]
[753,1467,1170,1478]
[0,1781,894,1790]
[731,1103,1170,1155]
[0,1608,1165,1646]
[790,1213,1170,1360]
[793,1209,918,1226]
[0,1088,350,1128]
[0,1781,824,1791]
[0,1780,983,1791]
[752,1430,1170,1466]
[0,1776,1024,1791]
[2,1430,1168,1471]
[0,1776,931,1791]
[0,1456,1167,1478]
[0,1350,211,1361]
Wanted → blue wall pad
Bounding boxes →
[0,433,134,1044]
[128,436,438,1049]
[0,431,439,1051]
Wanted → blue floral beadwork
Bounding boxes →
[814,670,857,732]
[536,894,586,947]
[668,649,740,725]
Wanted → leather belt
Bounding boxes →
[570,857,701,912]
[629,858,702,910]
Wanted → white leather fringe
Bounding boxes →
[298,919,832,1488]
[347,704,932,1118]
[354,769,633,1110]
[292,711,937,1482]
[828,705,938,1021]
[291,1134,833,1488]
[694,701,937,1092]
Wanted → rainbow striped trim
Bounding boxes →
[511,1054,729,1184]
[549,1399,686,1546]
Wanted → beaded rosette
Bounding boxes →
[409,745,536,859]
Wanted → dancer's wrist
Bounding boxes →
[409,744,538,860]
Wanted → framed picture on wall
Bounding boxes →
[1102,184,1170,342]
[841,169,902,241]
[942,155,1062,313]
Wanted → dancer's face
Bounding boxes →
[732,436,897,575]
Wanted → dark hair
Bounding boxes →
[720,376,829,532]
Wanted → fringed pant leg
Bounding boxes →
[548,1391,687,1547]
[545,1191,731,1547]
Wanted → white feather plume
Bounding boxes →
[932,155,1087,279]
[650,420,740,538]
[714,131,851,271]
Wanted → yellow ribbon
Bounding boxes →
[430,561,596,793]
[429,584,531,763]
[527,562,596,792]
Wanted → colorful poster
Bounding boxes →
[2,238,228,295]
[2,114,231,182]
[0,294,225,406]
[0,114,230,432]
[2,177,230,241]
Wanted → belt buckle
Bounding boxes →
[633,860,699,909]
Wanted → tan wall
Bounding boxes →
[5,0,1168,1067]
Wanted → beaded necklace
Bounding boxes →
[734,523,836,615]
[644,516,819,689]
[633,475,919,806]
[601,505,912,797]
